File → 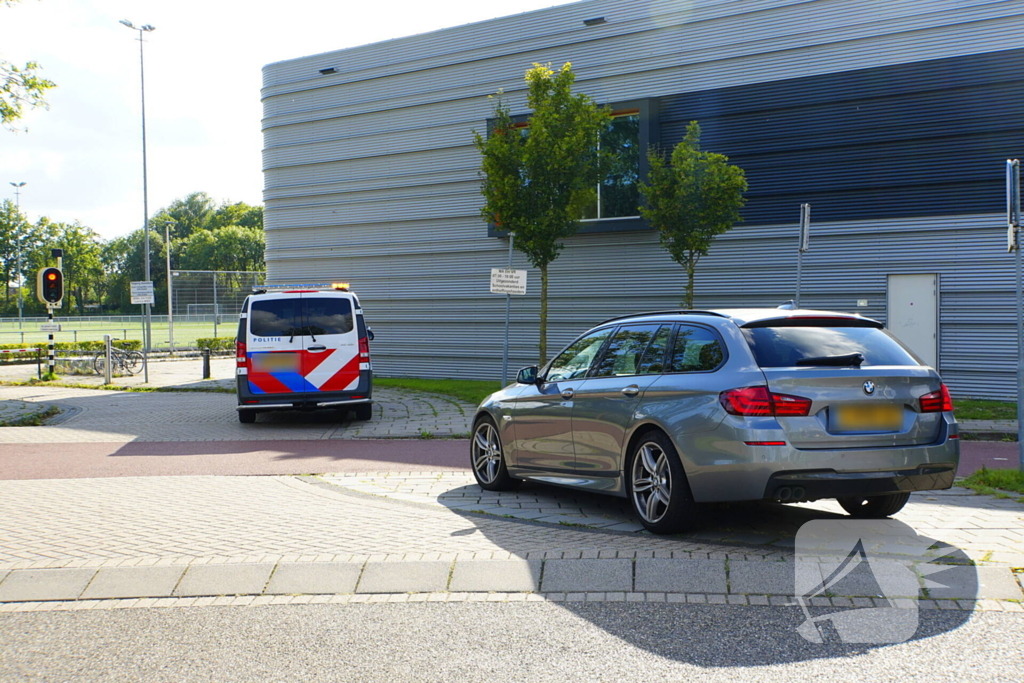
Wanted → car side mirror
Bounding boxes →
[516,366,539,385]
[366,328,375,341]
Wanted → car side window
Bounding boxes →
[637,325,672,375]
[546,328,614,382]
[668,325,725,372]
[591,325,661,378]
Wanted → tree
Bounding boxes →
[638,121,747,308]
[51,222,104,315]
[475,63,610,365]
[208,201,263,231]
[0,199,30,308]
[179,225,264,274]
[150,191,216,240]
[1,1,56,132]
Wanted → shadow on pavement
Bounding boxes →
[452,486,978,667]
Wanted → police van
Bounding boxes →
[235,283,373,423]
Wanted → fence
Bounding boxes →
[0,315,241,349]
[171,270,264,319]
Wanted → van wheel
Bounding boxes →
[627,431,698,534]
[352,404,373,421]
[837,492,911,518]
[470,416,518,491]
[238,411,256,424]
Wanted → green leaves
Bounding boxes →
[2,2,56,131]
[638,121,747,307]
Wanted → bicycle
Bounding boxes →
[93,342,145,376]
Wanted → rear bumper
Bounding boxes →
[235,371,372,411]
[762,464,956,502]
[236,397,372,412]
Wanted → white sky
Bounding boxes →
[0,0,576,238]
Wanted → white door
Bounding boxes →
[887,274,938,368]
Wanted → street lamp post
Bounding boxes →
[120,19,155,378]
[9,182,26,329]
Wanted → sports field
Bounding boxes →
[0,317,237,349]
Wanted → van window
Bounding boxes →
[304,297,353,335]
[250,298,304,337]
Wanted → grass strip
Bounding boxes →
[0,405,61,427]
[374,377,501,406]
[960,467,1024,498]
[953,399,1017,421]
[0,379,235,394]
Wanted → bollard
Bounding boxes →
[103,335,113,385]
[202,348,211,379]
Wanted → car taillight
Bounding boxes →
[719,386,812,417]
[236,340,247,367]
[920,384,953,413]
[359,336,370,359]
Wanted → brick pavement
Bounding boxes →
[0,384,473,442]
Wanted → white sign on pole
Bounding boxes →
[39,323,61,332]
[490,269,528,295]
[130,280,155,305]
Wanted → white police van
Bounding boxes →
[235,283,373,423]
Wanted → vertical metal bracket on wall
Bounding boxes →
[795,203,810,307]
[1006,159,1023,472]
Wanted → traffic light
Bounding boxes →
[37,267,63,306]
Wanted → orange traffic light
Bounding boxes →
[37,267,63,305]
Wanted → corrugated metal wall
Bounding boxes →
[262,0,1024,399]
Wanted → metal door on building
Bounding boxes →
[887,274,938,369]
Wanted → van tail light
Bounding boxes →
[236,340,248,368]
[920,384,953,413]
[719,386,812,417]
[358,336,370,359]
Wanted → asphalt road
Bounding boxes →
[0,439,470,480]
[1,603,1020,682]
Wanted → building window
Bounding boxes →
[486,98,659,237]
[582,111,641,221]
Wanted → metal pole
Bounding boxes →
[47,306,54,376]
[9,182,25,329]
[103,334,112,385]
[501,234,513,385]
[1008,159,1023,472]
[165,221,174,354]
[213,272,219,339]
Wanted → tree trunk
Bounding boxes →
[684,256,696,309]
[539,262,548,367]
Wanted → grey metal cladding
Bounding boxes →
[262,0,1024,397]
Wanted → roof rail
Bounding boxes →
[251,282,350,293]
[598,309,729,325]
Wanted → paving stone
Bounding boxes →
[80,566,185,599]
[927,565,1023,600]
[449,560,541,592]
[357,561,451,593]
[634,558,727,593]
[540,559,632,593]
[173,564,274,597]
[729,560,801,595]
[265,562,362,595]
[0,568,95,602]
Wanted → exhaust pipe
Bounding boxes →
[776,487,792,502]
[791,486,806,501]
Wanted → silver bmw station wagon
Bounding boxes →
[471,307,959,534]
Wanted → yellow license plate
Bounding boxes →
[834,404,903,432]
[251,352,300,373]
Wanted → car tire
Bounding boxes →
[837,492,911,518]
[627,430,698,534]
[238,410,256,424]
[470,416,519,491]
[352,404,373,421]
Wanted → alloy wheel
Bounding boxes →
[631,441,673,524]
[472,422,503,485]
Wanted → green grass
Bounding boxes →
[374,377,501,406]
[960,467,1024,497]
[0,405,61,427]
[0,378,236,394]
[954,399,1017,421]
[0,320,234,349]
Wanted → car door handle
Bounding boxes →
[307,345,327,352]
[621,385,640,397]
[561,389,574,399]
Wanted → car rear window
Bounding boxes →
[741,325,920,367]
[304,297,353,335]
[250,298,304,337]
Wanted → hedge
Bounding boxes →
[0,339,142,362]
[196,337,236,351]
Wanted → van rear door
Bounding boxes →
[246,293,307,396]
[300,292,362,394]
